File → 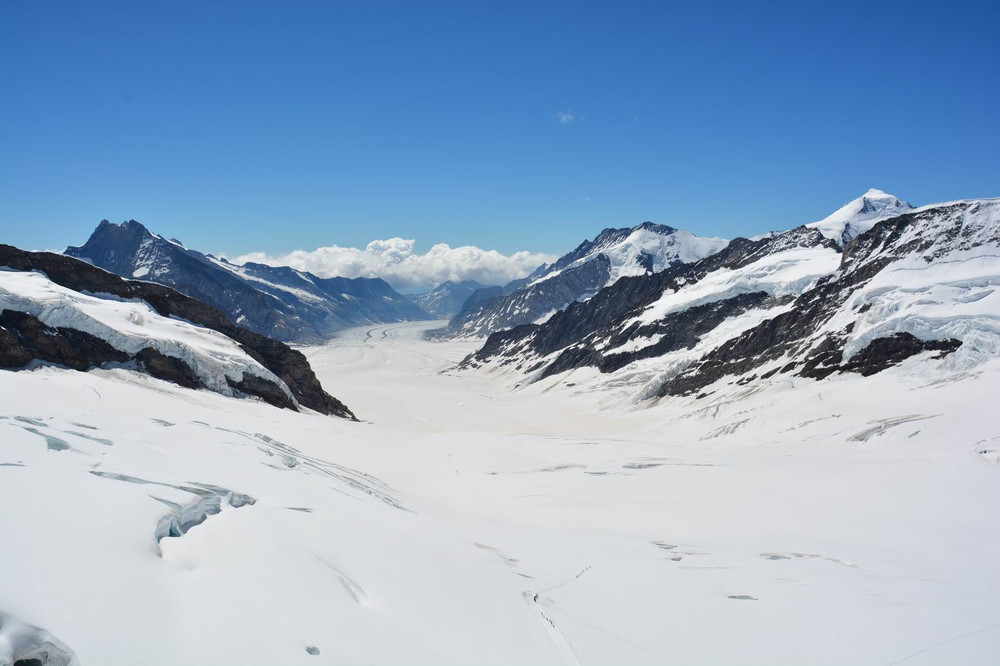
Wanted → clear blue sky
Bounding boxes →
[2,0,998,256]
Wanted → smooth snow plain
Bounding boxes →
[1,320,999,665]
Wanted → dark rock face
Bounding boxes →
[135,347,202,389]
[0,324,32,368]
[230,372,297,411]
[64,220,428,343]
[840,333,961,377]
[0,309,130,370]
[0,244,355,418]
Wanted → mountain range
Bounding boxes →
[464,194,999,403]
[2,189,998,665]
[434,221,728,338]
[4,188,994,417]
[65,220,429,343]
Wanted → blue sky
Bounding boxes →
[2,0,998,259]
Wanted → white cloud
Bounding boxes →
[554,110,576,125]
[232,238,555,292]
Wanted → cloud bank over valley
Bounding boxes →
[233,238,555,292]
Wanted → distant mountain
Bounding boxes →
[65,220,429,343]
[435,221,728,338]
[464,195,999,401]
[807,188,913,247]
[407,280,494,318]
[0,244,355,418]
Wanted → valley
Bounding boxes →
[2,193,999,665]
[305,321,658,436]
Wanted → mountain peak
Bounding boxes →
[634,220,678,235]
[86,218,153,238]
[120,219,151,232]
[808,189,914,246]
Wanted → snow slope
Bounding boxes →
[0,269,291,400]
[1,324,999,665]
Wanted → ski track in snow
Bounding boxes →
[523,589,583,666]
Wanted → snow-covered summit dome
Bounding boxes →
[808,188,914,246]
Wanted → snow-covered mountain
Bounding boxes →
[0,244,354,418]
[465,196,1000,403]
[807,187,913,247]
[65,220,429,343]
[406,280,494,318]
[436,221,728,338]
[532,221,729,287]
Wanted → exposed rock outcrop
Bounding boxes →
[0,309,130,371]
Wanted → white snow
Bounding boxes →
[1,322,997,664]
[631,244,840,326]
